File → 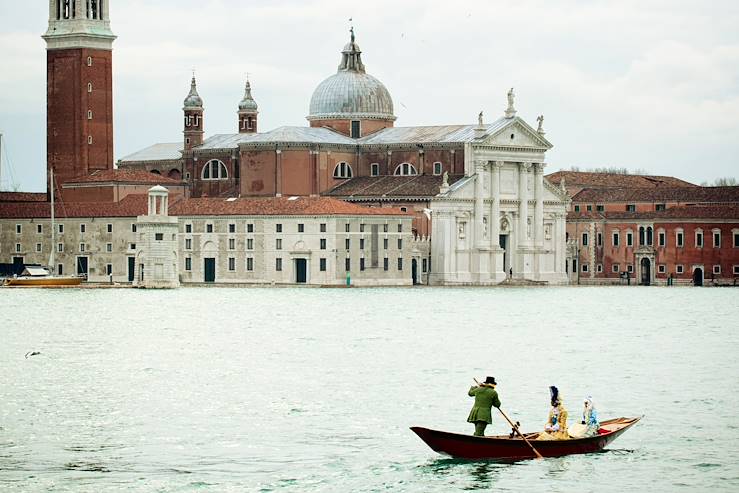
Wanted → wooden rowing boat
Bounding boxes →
[3,275,83,287]
[411,416,641,461]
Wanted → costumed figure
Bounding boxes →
[467,376,501,437]
[539,386,569,440]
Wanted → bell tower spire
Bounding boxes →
[183,75,204,150]
[238,77,259,134]
[43,0,117,191]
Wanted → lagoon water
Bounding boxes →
[1,286,738,492]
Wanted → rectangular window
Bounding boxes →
[360,258,366,271]
[627,233,633,247]
[298,224,305,233]
[80,224,86,233]
[582,264,589,273]
[734,265,739,275]
[36,243,42,253]
[351,120,361,138]
[714,232,721,248]
[80,243,86,252]
[37,224,43,234]
[320,239,327,250]
[371,225,379,268]
[596,264,603,273]
[586,205,592,212]
[597,233,602,247]
[613,264,620,273]
[247,224,254,233]
[155,233,163,241]
[434,162,442,175]
[15,244,21,253]
[320,223,327,233]
[276,258,282,271]
[106,243,112,252]
[398,238,403,250]
[132,224,137,233]
[734,232,739,248]
[596,205,605,212]
[58,264,63,276]
[384,238,389,250]
[276,224,283,233]
[677,232,684,247]
[398,258,404,271]
[398,224,403,233]
[247,258,254,271]
[360,238,365,250]
[574,205,580,212]
[320,258,327,272]
[228,257,236,271]
[676,265,684,274]
[247,239,254,250]
[713,265,721,275]
[276,239,282,250]
[696,232,703,248]
[656,204,666,211]
[107,224,113,233]
[206,224,214,233]
[106,264,112,276]
[58,243,64,252]
[582,233,589,246]
[626,204,636,212]
[384,258,389,271]
[627,264,634,273]
[185,257,192,271]
[59,224,64,234]
[658,264,666,274]
[229,238,236,250]
[612,232,620,247]
[185,224,192,233]
[659,231,666,247]
[360,224,365,233]
[345,238,350,250]
[345,258,351,272]
[383,224,389,233]
[185,239,192,250]
[371,163,380,176]
[229,223,236,233]
[130,243,136,250]
[345,224,351,233]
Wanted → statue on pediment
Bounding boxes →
[478,111,484,127]
[537,115,545,134]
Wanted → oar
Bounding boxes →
[474,379,544,460]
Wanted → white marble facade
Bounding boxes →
[430,110,570,285]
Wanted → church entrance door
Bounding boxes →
[295,259,307,284]
[204,258,216,283]
[412,259,418,285]
[500,235,509,273]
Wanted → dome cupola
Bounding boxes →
[308,28,395,137]
[183,76,203,109]
[239,79,258,112]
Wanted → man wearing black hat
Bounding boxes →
[467,377,501,437]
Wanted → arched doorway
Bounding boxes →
[693,268,703,287]
[640,258,651,286]
[412,259,419,285]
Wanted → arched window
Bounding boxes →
[202,160,229,180]
[639,227,645,246]
[87,82,93,93]
[394,163,418,176]
[646,227,653,246]
[87,110,93,120]
[333,162,353,179]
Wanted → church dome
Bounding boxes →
[183,76,203,109]
[308,30,395,122]
[239,80,258,112]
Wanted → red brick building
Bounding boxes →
[556,172,739,285]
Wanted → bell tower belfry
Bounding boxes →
[42,0,116,189]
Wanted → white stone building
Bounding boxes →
[429,93,570,285]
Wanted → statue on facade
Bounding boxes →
[442,171,449,187]
[483,217,489,239]
[537,114,545,134]
[505,88,516,118]
[478,111,484,127]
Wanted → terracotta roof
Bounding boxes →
[0,194,149,219]
[547,171,697,189]
[325,175,464,199]
[170,196,409,217]
[568,205,739,221]
[0,192,47,203]
[572,186,739,204]
[64,169,184,185]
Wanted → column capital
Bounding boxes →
[475,160,488,171]
[521,162,533,171]
[533,163,546,174]
[492,161,504,169]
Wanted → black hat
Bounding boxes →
[484,376,497,385]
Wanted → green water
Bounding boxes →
[1,287,737,491]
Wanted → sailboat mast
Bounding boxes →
[49,168,55,270]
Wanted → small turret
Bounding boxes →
[183,76,204,150]
[238,78,258,134]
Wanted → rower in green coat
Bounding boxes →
[467,376,501,436]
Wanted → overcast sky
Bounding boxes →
[1,0,738,191]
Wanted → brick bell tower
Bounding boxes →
[183,76,204,150]
[43,0,116,189]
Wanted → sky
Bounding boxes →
[0,0,738,191]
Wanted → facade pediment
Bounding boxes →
[480,118,552,150]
